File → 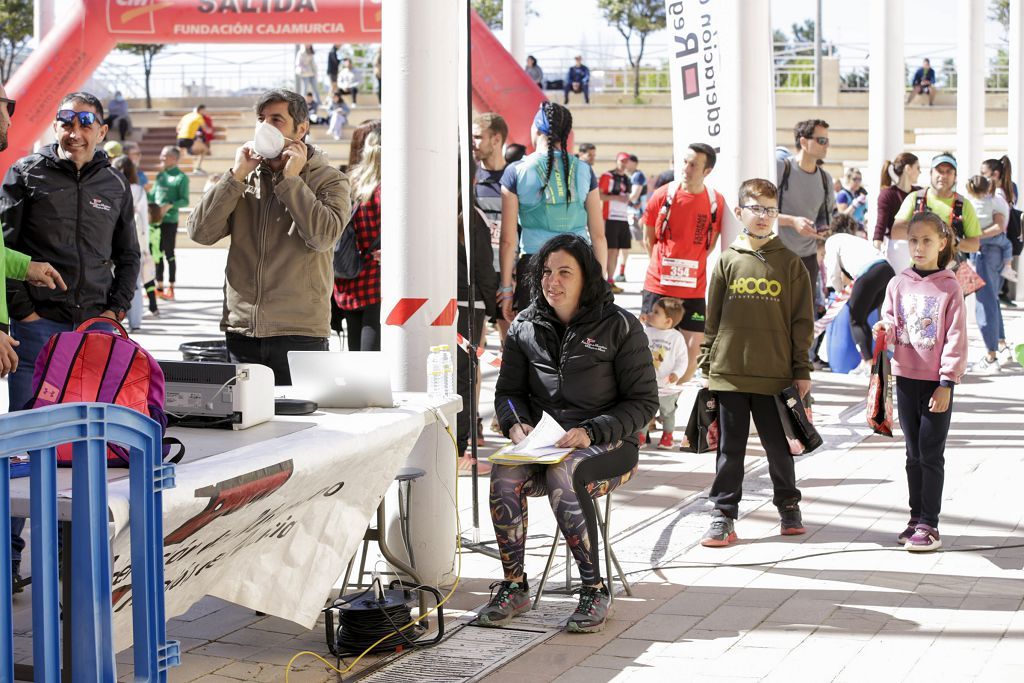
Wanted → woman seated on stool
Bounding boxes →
[479,233,658,633]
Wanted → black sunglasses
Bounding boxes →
[56,109,102,127]
[0,97,14,117]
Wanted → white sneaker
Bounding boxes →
[975,356,1002,375]
[848,360,872,376]
[999,342,1016,365]
[1001,264,1018,283]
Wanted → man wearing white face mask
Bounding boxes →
[187,89,351,385]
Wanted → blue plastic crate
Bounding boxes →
[1,403,179,682]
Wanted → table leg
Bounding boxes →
[374,502,427,618]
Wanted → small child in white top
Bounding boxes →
[641,297,688,450]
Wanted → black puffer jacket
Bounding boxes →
[1,145,140,324]
[495,290,658,446]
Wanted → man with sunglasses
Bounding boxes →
[188,89,350,385]
[1,89,138,591]
[776,119,837,315]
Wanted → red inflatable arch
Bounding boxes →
[1,0,544,170]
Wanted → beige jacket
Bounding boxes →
[187,146,351,338]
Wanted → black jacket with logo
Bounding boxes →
[1,144,140,324]
[495,290,658,446]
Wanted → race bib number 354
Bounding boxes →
[660,257,698,289]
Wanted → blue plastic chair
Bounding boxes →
[1,403,180,682]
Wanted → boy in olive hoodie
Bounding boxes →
[698,178,815,546]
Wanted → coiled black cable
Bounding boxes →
[336,597,422,654]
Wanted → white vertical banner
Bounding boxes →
[663,0,775,270]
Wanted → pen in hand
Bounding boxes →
[507,399,529,443]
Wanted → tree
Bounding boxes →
[0,0,33,83]
[115,44,165,109]
[987,0,1009,91]
[471,0,537,30]
[597,0,667,100]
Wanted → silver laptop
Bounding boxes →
[287,351,394,408]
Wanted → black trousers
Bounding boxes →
[225,332,328,385]
[155,221,178,283]
[896,376,953,528]
[709,391,801,519]
[340,302,382,351]
[456,306,487,455]
[848,261,895,360]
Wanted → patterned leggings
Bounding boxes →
[489,441,638,586]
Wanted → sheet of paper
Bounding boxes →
[511,411,567,455]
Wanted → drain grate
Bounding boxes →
[354,622,557,682]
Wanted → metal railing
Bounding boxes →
[64,40,1017,101]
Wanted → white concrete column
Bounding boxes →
[503,0,526,64]
[866,0,905,223]
[33,0,56,42]
[382,0,458,391]
[380,0,459,586]
[721,0,775,247]
[1011,0,1024,301]
[956,0,986,178]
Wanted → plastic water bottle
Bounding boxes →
[439,344,456,400]
[426,345,446,402]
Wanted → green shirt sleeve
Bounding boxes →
[4,246,30,281]
[960,198,981,237]
[894,192,917,223]
[174,174,191,209]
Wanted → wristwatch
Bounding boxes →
[581,424,596,444]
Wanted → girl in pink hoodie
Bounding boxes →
[874,211,967,552]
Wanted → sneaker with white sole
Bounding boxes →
[975,356,1002,375]
[848,359,873,376]
[905,524,942,552]
[1001,264,1018,283]
[657,431,674,450]
[897,518,919,544]
[998,342,1015,365]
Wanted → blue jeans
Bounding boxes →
[9,316,73,569]
[128,283,144,330]
[973,244,1007,353]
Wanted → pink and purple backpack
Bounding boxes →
[27,317,183,466]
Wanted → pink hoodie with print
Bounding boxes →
[880,268,968,384]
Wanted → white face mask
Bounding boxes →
[251,121,285,159]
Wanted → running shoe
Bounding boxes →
[897,518,919,545]
[700,513,737,547]
[998,341,1015,365]
[609,282,624,294]
[657,431,674,450]
[975,356,1002,375]
[614,274,627,282]
[1001,264,1018,283]
[905,524,942,552]
[565,585,610,633]
[779,502,806,535]
[477,579,531,627]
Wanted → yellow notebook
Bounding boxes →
[489,443,573,465]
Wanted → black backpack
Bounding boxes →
[333,219,380,280]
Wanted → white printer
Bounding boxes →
[159,361,275,430]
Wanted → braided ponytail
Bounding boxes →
[537,102,574,204]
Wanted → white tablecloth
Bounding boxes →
[13,402,431,650]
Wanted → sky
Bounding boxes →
[43,0,1011,98]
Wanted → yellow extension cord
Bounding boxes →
[284,409,465,681]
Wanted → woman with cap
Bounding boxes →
[497,101,606,322]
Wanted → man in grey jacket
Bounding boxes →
[188,89,351,384]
